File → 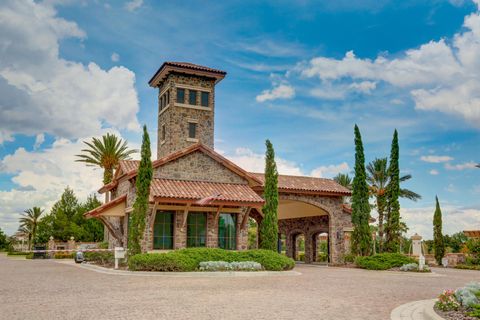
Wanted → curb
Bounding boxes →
[391,299,443,320]
[56,260,302,278]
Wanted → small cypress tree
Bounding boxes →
[351,125,372,256]
[384,130,401,252]
[128,125,153,256]
[259,139,279,251]
[433,196,445,265]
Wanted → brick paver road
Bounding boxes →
[1,254,479,320]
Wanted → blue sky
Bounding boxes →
[0,0,479,238]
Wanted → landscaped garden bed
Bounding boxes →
[128,248,295,272]
[354,253,422,271]
[434,283,480,319]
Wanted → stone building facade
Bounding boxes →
[86,62,354,264]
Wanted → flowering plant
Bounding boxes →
[435,290,461,311]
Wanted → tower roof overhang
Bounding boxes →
[148,62,226,88]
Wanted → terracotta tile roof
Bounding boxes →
[149,61,226,87]
[118,160,139,173]
[250,173,351,196]
[163,62,226,75]
[150,178,264,206]
[464,230,480,238]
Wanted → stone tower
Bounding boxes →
[148,62,226,159]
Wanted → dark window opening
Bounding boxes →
[153,211,174,250]
[187,212,206,247]
[218,213,237,250]
[201,92,209,107]
[161,124,166,141]
[189,90,197,105]
[177,88,185,104]
[188,122,197,139]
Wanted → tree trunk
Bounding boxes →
[103,168,113,185]
[377,195,386,253]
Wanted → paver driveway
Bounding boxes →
[1,253,479,320]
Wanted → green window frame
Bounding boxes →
[189,90,197,105]
[201,91,209,107]
[177,88,185,104]
[218,213,237,250]
[153,211,174,250]
[187,212,206,247]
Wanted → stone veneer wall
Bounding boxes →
[153,151,247,184]
[157,73,216,159]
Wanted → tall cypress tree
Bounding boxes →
[433,196,445,265]
[351,125,372,256]
[259,139,279,251]
[128,125,153,255]
[384,130,401,252]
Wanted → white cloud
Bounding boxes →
[297,5,480,127]
[33,134,45,150]
[310,162,350,178]
[309,80,377,100]
[420,155,453,163]
[429,169,439,175]
[125,0,143,12]
[111,52,120,62]
[446,183,457,193]
[0,0,140,140]
[401,204,480,239]
[348,81,377,94]
[256,84,295,102]
[445,161,477,170]
[224,147,303,176]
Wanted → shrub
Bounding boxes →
[128,248,295,272]
[435,290,461,311]
[456,264,480,271]
[355,253,416,270]
[7,251,29,256]
[199,261,262,271]
[128,252,197,272]
[84,251,114,265]
[342,253,356,264]
[54,252,74,259]
[25,253,33,259]
[400,263,419,271]
[455,286,479,307]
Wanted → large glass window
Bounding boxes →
[153,211,174,250]
[187,212,206,247]
[177,88,185,104]
[189,90,197,105]
[201,92,209,107]
[218,213,237,250]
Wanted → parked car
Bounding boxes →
[74,251,84,264]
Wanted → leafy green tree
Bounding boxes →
[351,125,372,256]
[367,157,421,252]
[76,133,137,185]
[433,196,445,265]
[333,173,353,190]
[443,232,467,253]
[259,139,279,251]
[19,207,44,249]
[128,125,153,255]
[0,227,8,250]
[384,130,401,253]
[76,195,104,242]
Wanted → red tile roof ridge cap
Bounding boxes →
[152,177,253,186]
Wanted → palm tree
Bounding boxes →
[366,158,421,252]
[19,207,44,250]
[333,173,353,190]
[76,133,137,185]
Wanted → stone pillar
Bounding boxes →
[304,234,313,263]
[237,209,248,251]
[343,228,353,255]
[47,236,56,259]
[67,237,76,251]
[175,211,187,249]
[207,211,218,248]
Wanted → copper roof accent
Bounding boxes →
[150,178,264,207]
[149,61,226,87]
[250,173,352,196]
[464,230,480,238]
[84,195,127,218]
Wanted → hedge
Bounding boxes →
[54,252,74,259]
[455,264,480,271]
[355,253,416,270]
[84,251,114,265]
[7,251,29,256]
[128,248,295,272]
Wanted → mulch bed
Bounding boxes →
[435,306,477,320]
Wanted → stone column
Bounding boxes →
[67,237,76,251]
[237,209,248,251]
[411,233,422,257]
[47,236,56,259]
[175,211,187,249]
[207,211,218,248]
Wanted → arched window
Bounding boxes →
[153,211,174,250]
[218,213,236,250]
